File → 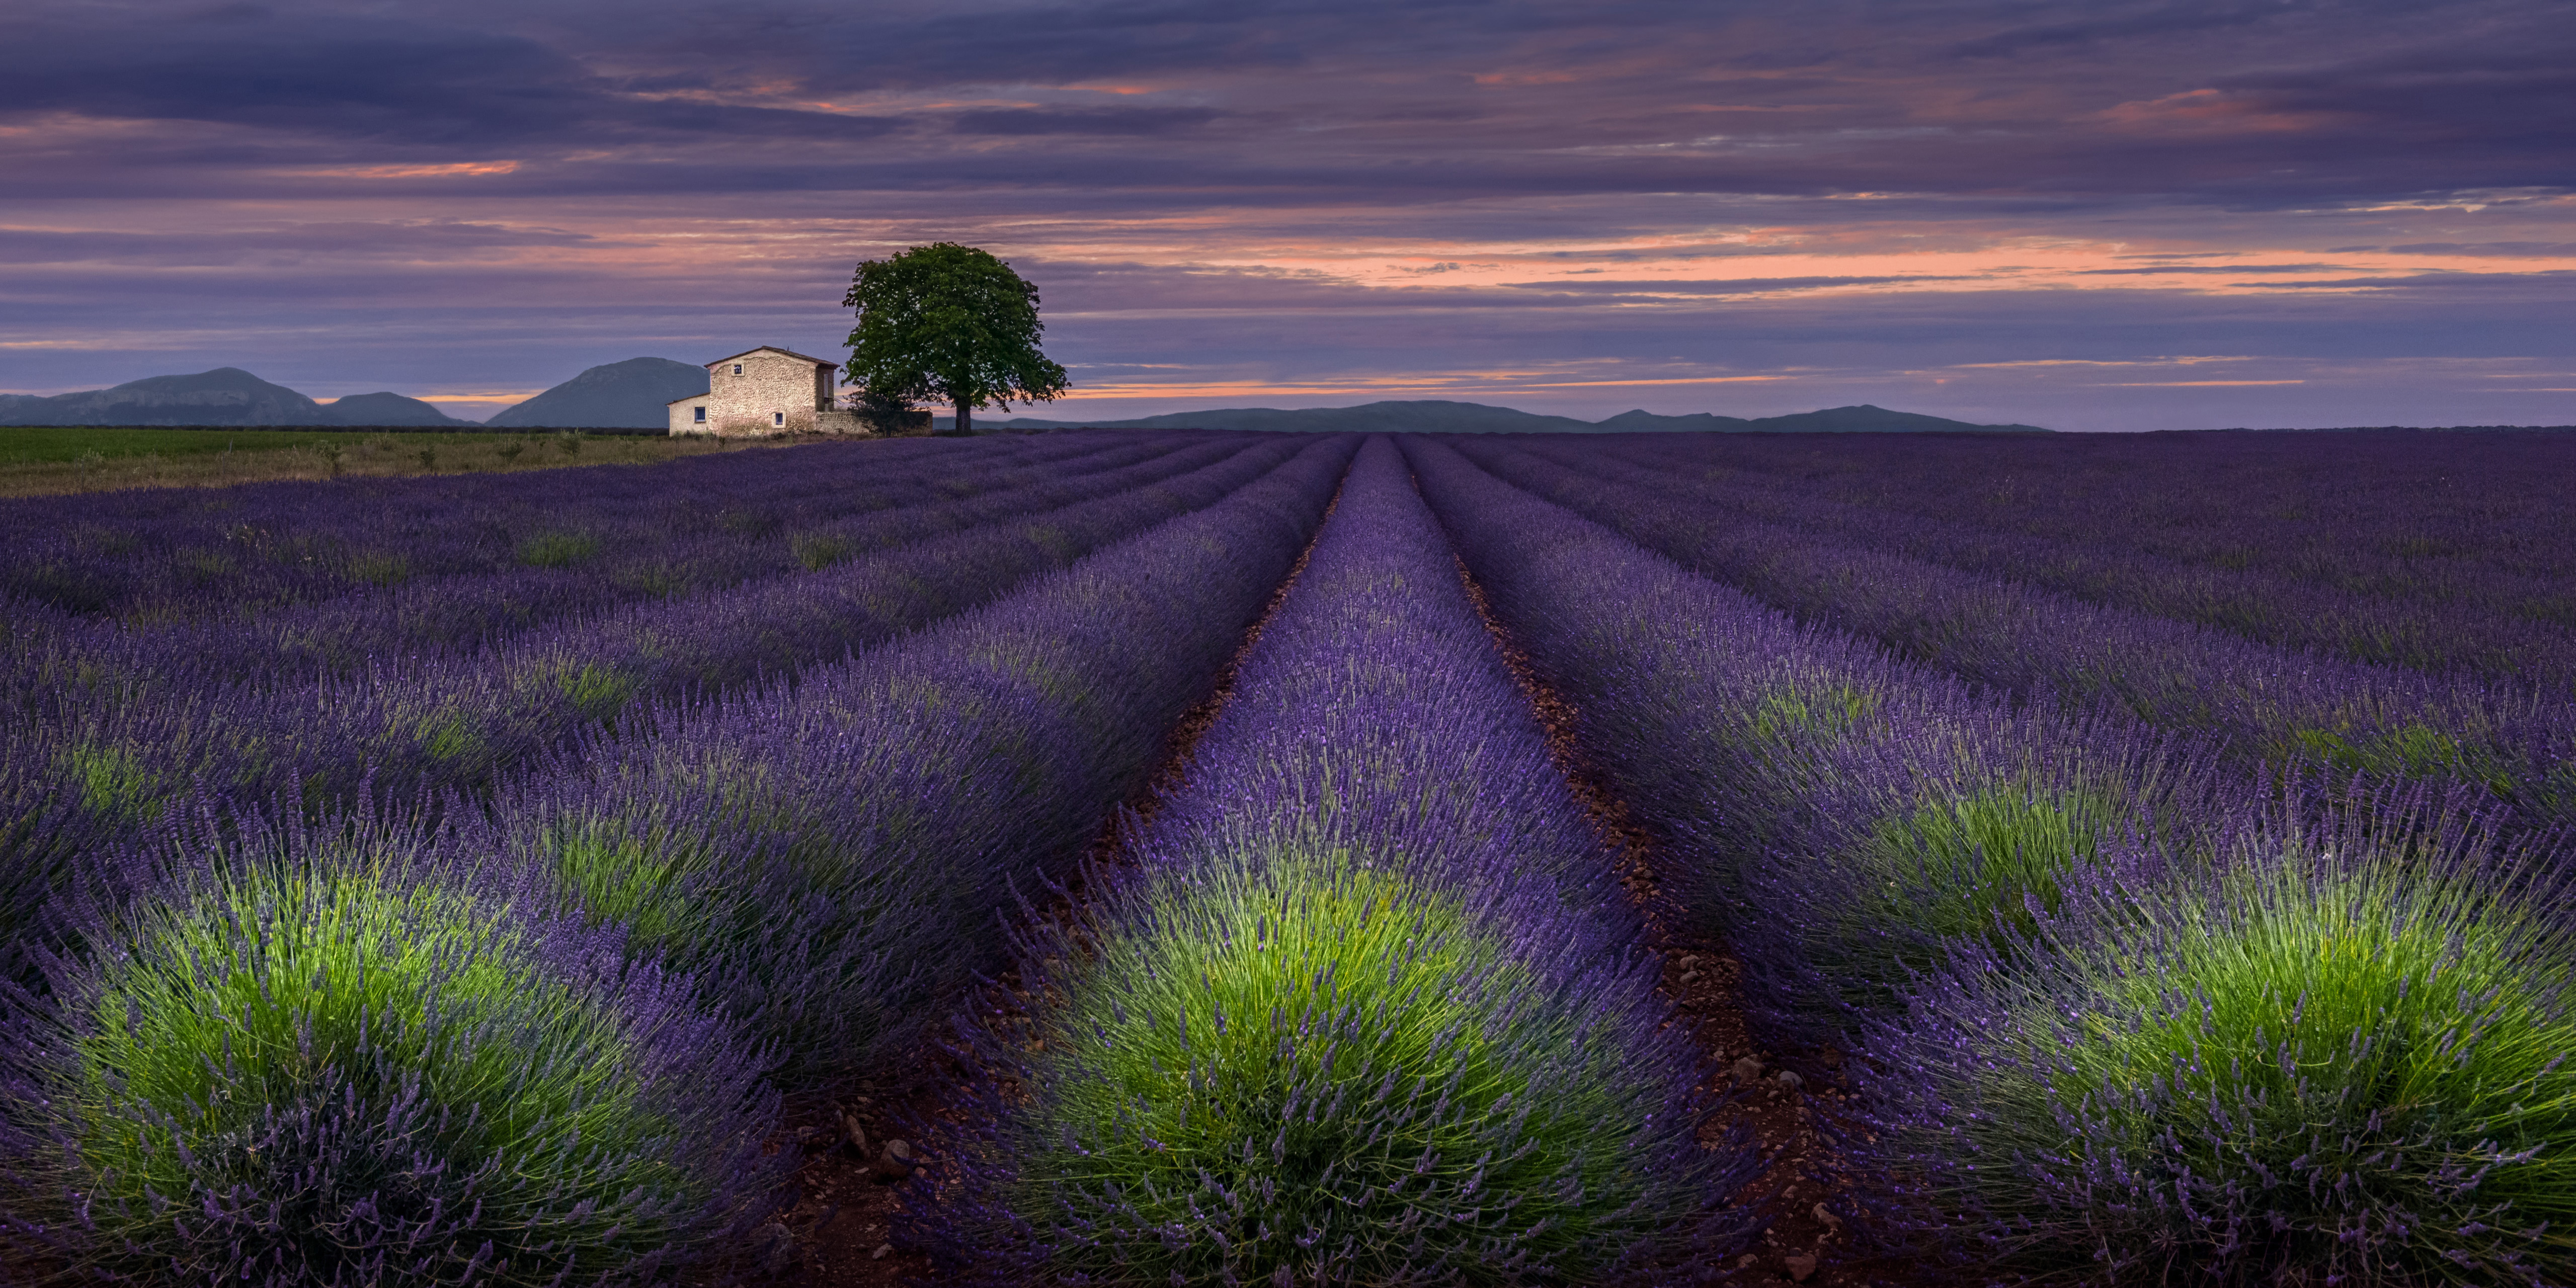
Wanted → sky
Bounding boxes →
[3,0,2571,431]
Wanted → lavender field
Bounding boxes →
[1,429,2570,1287]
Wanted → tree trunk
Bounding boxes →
[953,397,973,437]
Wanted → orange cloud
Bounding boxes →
[1513,375,1794,388]
[421,388,548,402]
[2099,89,2336,134]
[287,160,523,180]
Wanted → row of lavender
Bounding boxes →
[1,434,1308,947]
[0,433,1224,692]
[1409,436,2576,1286]
[1703,429,2576,591]
[1579,431,2576,692]
[2,432,1134,624]
[1705,429,2576,599]
[918,439,1758,1284]
[484,434,1356,1078]
[1455,436,2576,830]
[0,437,1359,1282]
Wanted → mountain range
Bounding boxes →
[2,367,2048,436]
[977,399,2051,435]
[0,368,469,427]
[0,359,711,429]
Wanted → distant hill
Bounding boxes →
[0,369,479,427]
[321,391,471,426]
[486,358,709,430]
[0,368,333,427]
[981,399,2051,435]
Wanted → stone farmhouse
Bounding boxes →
[667,346,867,437]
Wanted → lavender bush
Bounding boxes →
[1858,783,2576,1286]
[0,732,110,986]
[0,801,787,1286]
[919,440,1755,1285]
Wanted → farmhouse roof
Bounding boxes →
[706,346,838,369]
[664,392,708,406]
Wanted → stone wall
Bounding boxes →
[668,392,887,438]
[669,396,713,435]
[709,350,830,433]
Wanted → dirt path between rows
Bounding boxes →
[1450,554,1927,1288]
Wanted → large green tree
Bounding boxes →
[841,243,1070,436]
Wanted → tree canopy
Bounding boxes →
[841,243,1069,435]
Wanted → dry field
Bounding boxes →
[0,426,767,497]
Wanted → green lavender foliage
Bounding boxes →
[1820,779,2110,965]
[1864,792,2576,1285]
[981,845,1719,1287]
[1736,716,2245,1043]
[0,814,783,1285]
[512,529,599,567]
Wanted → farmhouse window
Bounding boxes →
[732,364,743,375]
[693,406,706,423]
[773,411,784,427]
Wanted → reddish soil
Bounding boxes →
[1452,555,1926,1288]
